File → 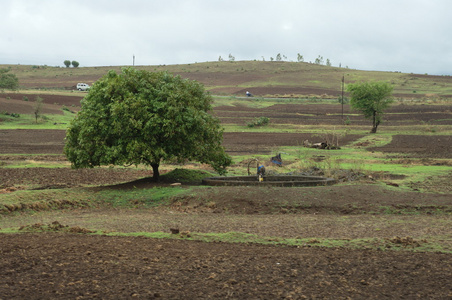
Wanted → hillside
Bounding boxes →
[3,61,452,99]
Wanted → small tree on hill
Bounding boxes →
[33,96,44,123]
[0,68,19,90]
[64,67,232,180]
[347,81,394,133]
[64,60,71,68]
[71,61,79,68]
[314,55,324,65]
[297,53,304,62]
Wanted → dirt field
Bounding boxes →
[1,233,451,299]
[1,94,452,299]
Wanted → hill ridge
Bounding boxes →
[2,61,452,98]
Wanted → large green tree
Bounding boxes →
[64,68,232,180]
[0,68,19,90]
[347,81,394,133]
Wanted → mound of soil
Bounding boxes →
[1,234,450,299]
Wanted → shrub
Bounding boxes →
[247,116,270,128]
[62,106,75,113]
[1,111,20,118]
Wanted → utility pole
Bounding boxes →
[341,75,345,119]
[133,54,135,66]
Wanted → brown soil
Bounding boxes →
[0,93,82,114]
[1,233,451,299]
[0,167,152,189]
[369,135,452,158]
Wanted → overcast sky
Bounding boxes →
[2,0,452,75]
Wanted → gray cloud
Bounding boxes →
[2,0,451,75]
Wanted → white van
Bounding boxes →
[76,83,90,91]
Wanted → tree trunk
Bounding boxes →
[370,120,380,133]
[151,163,160,181]
[370,111,379,133]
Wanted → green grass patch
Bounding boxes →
[0,159,69,168]
[0,189,90,207]
[348,134,393,148]
[94,186,191,207]
[222,124,371,134]
[212,95,339,109]
[160,168,216,183]
[0,111,74,130]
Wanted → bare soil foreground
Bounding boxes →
[1,233,451,299]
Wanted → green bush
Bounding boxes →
[247,116,270,128]
[1,111,20,118]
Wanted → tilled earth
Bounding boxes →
[1,234,451,299]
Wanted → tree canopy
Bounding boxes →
[347,81,394,133]
[0,68,19,90]
[64,68,232,180]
